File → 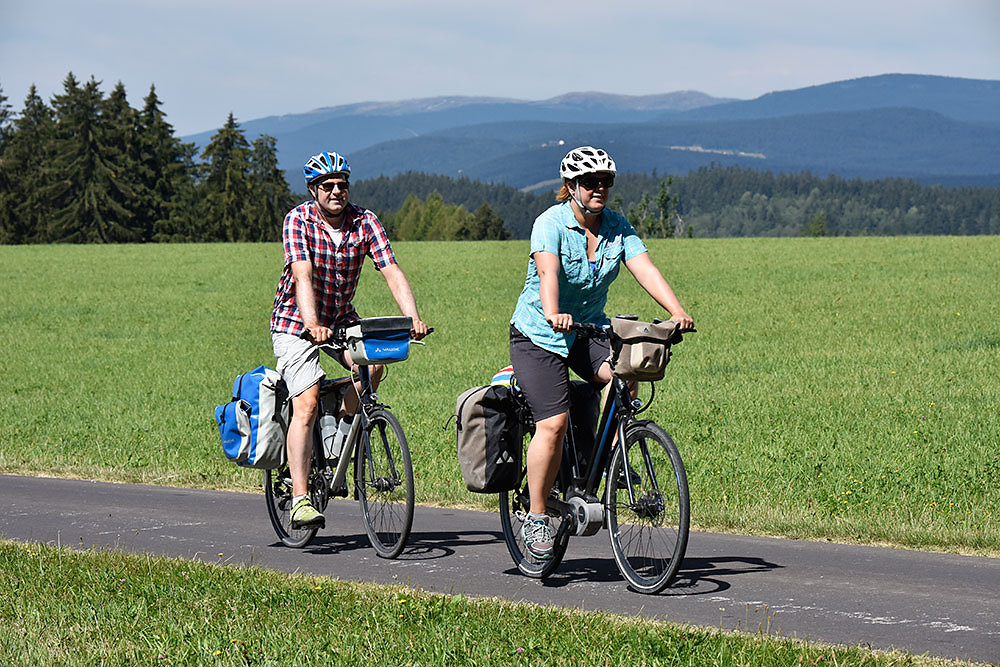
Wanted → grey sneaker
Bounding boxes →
[521,515,554,560]
[290,498,325,529]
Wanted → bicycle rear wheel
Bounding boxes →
[606,421,689,593]
[499,462,570,579]
[356,409,414,558]
[265,461,325,548]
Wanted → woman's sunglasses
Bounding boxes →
[578,174,614,190]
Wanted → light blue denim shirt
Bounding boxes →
[511,202,648,357]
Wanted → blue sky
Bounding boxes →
[2,0,998,136]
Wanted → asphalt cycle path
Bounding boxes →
[2,475,998,664]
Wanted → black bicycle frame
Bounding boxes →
[561,376,634,497]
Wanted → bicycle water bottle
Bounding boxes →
[322,415,352,461]
[320,414,340,461]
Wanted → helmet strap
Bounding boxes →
[572,182,602,216]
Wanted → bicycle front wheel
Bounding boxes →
[265,464,320,549]
[606,421,690,593]
[356,409,414,558]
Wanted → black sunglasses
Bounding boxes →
[578,174,614,190]
[316,180,350,192]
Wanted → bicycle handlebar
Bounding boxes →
[299,327,434,346]
[568,322,606,336]
[570,321,696,344]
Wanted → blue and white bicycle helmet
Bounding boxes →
[303,151,351,186]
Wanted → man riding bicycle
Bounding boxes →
[270,151,429,530]
[509,146,693,560]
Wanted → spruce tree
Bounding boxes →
[201,113,251,241]
[248,134,293,241]
[472,203,509,240]
[102,81,146,238]
[45,74,140,242]
[157,141,202,241]
[0,85,56,243]
[655,177,679,238]
[0,84,12,242]
[137,85,198,242]
[0,84,11,150]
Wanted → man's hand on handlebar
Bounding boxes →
[410,318,430,341]
[303,324,333,344]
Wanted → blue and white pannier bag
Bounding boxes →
[344,316,412,366]
[215,366,289,469]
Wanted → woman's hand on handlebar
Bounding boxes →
[668,311,694,331]
[546,312,574,333]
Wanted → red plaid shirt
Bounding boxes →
[270,200,397,335]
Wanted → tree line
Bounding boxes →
[380,193,509,241]
[350,172,540,239]
[0,74,295,244]
[3,75,999,244]
[609,167,1000,238]
[353,168,1000,240]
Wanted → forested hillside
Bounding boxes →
[352,169,1000,239]
[613,168,1000,237]
[350,108,1000,189]
[179,74,1000,188]
[2,75,998,244]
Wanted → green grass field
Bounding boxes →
[1,238,997,553]
[1,539,965,666]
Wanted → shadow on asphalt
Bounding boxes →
[263,528,506,561]
[498,553,782,596]
[664,555,782,596]
[402,529,504,560]
[263,533,371,555]
[262,528,782,598]
[504,556,625,587]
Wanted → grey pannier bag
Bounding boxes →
[454,384,523,493]
[608,316,679,381]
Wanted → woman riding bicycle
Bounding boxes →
[509,146,694,560]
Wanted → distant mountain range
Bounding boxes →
[183,74,1000,189]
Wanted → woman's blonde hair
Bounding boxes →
[556,182,572,201]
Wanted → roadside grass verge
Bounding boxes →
[0,238,997,553]
[0,539,970,666]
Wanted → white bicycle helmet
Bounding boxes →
[559,146,617,181]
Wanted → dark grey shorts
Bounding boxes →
[509,325,609,422]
